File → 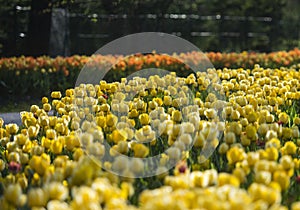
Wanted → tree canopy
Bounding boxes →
[0,0,299,56]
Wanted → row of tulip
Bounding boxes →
[1,48,300,97]
[0,63,300,209]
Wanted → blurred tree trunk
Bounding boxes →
[26,0,52,56]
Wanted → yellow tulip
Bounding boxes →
[73,148,84,161]
[41,137,52,149]
[28,125,40,139]
[132,143,149,158]
[111,129,127,144]
[46,182,68,201]
[226,147,246,165]
[281,141,297,155]
[139,113,150,125]
[266,147,279,161]
[0,159,5,171]
[51,91,62,99]
[278,112,289,124]
[0,118,4,127]
[28,188,48,207]
[15,134,28,146]
[218,142,229,155]
[17,174,28,190]
[294,117,300,125]
[43,103,51,112]
[172,110,182,122]
[245,124,257,140]
[41,96,48,104]
[233,167,246,183]
[46,129,56,139]
[273,171,290,191]
[5,124,19,135]
[279,155,294,171]
[163,96,172,106]
[247,112,258,123]
[218,173,240,187]
[224,132,236,144]
[106,114,118,127]
[255,171,272,185]
[51,140,63,155]
[266,138,281,149]
[4,184,26,206]
[194,132,205,148]
[292,202,300,210]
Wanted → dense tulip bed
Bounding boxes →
[1,48,300,97]
[0,64,300,209]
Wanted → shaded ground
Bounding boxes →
[0,96,41,113]
[0,96,42,125]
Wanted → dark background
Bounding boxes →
[0,0,299,57]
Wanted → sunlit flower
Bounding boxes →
[255,171,272,185]
[246,124,257,140]
[218,173,240,187]
[45,182,68,201]
[51,91,62,99]
[273,171,290,191]
[28,188,48,207]
[279,155,294,171]
[132,143,149,158]
[224,132,236,144]
[172,110,182,122]
[278,112,289,124]
[5,123,19,135]
[50,139,63,155]
[227,147,246,165]
[70,186,100,210]
[47,200,70,210]
[281,141,297,156]
[4,184,26,207]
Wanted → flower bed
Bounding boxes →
[0,64,300,209]
[1,48,300,98]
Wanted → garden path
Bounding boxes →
[0,112,22,125]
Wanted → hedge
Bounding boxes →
[1,48,300,98]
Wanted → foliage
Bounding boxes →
[0,0,299,56]
[1,49,300,99]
